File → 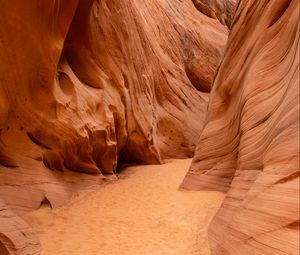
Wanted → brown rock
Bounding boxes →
[0,201,41,254]
[0,0,228,214]
[181,0,299,254]
[192,0,236,27]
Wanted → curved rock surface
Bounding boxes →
[0,0,230,214]
[192,0,236,27]
[181,0,299,254]
[0,201,41,255]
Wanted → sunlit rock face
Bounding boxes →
[181,0,299,254]
[0,0,231,217]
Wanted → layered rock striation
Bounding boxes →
[181,0,299,254]
[0,200,41,255]
[192,0,236,27]
[0,0,237,254]
[0,0,230,215]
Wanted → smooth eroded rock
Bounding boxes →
[0,0,229,214]
[181,0,299,254]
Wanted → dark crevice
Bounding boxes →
[39,197,52,209]
[27,132,52,150]
[274,171,299,184]
[286,219,300,230]
[185,67,211,93]
[0,150,18,168]
[268,0,291,27]
[0,241,9,255]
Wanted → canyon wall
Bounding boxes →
[0,201,41,255]
[0,0,230,213]
[0,1,231,253]
[192,0,236,27]
[181,0,299,254]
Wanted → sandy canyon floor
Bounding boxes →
[25,159,224,255]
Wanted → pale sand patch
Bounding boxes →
[24,159,224,255]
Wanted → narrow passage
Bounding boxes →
[25,159,224,255]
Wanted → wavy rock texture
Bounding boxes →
[192,0,236,27]
[181,0,299,254]
[0,0,230,216]
[0,201,41,255]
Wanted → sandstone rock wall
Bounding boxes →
[0,201,41,255]
[0,0,230,215]
[192,0,236,27]
[181,0,299,254]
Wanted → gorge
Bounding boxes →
[0,0,299,254]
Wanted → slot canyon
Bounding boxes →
[0,0,298,254]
